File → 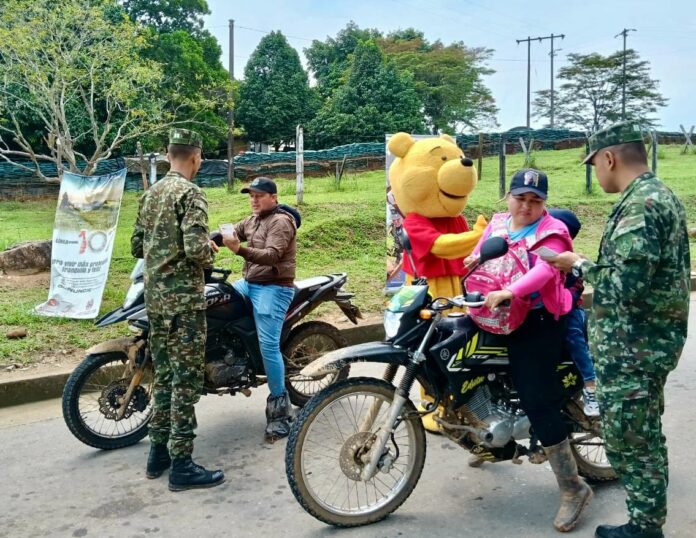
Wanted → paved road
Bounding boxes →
[1,298,695,538]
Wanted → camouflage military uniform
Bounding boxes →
[578,171,690,530]
[131,159,213,459]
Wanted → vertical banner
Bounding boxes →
[384,134,435,295]
[35,169,127,319]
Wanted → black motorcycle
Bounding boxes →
[62,255,361,450]
[285,236,617,528]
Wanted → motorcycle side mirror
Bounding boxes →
[478,237,508,263]
[210,231,224,247]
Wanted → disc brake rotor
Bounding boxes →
[339,431,375,481]
[98,379,149,420]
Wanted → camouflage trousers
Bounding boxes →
[596,365,669,530]
[148,310,206,459]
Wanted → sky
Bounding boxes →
[204,0,696,133]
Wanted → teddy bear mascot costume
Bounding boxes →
[388,132,487,432]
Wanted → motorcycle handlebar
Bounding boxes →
[431,294,511,310]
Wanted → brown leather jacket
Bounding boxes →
[233,206,297,286]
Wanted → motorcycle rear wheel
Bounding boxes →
[62,352,153,450]
[283,321,350,407]
[565,397,617,482]
[286,377,426,527]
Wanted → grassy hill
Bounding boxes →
[1,145,695,364]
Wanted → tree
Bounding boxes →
[305,21,382,99]
[120,0,230,154]
[236,31,318,150]
[0,0,222,178]
[307,40,423,148]
[533,50,668,132]
[380,30,498,133]
[121,0,209,35]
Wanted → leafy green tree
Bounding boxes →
[0,0,221,178]
[236,31,318,150]
[533,50,667,132]
[380,30,498,133]
[305,21,382,99]
[121,0,209,35]
[307,40,423,148]
[121,0,230,154]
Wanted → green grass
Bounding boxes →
[1,144,695,366]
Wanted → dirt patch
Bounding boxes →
[0,271,50,290]
[0,348,84,381]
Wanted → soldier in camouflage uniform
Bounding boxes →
[131,128,225,492]
[552,122,690,538]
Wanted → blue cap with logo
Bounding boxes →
[509,168,548,200]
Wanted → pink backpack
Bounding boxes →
[466,213,536,334]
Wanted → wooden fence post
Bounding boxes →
[651,130,658,173]
[477,133,484,181]
[295,124,304,205]
[498,134,506,199]
[585,140,592,194]
[137,141,148,190]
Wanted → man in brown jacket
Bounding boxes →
[222,177,298,443]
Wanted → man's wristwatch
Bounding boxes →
[571,258,584,278]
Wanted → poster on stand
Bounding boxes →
[35,168,126,319]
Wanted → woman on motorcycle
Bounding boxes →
[472,169,593,533]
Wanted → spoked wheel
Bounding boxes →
[565,396,617,482]
[283,321,350,407]
[286,377,426,527]
[62,352,154,450]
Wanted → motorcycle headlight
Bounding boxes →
[123,281,144,309]
[384,311,404,339]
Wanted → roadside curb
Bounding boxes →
[2,275,695,408]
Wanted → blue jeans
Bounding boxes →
[233,280,294,397]
[566,306,596,383]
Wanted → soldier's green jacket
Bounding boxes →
[131,171,214,315]
[579,172,690,381]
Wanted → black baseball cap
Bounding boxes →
[240,176,277,194]
[509,168,548,200]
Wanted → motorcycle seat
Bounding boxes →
[291,276,333,307]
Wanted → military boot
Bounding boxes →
[146,443,171,479]
[265,391,293,444]
[168,456,225,492]
[545,438,593,532]
[595,523,664,538]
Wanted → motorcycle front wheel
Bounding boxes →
[62,352,154,450]
[285,377,426,527]
[283,321,350,407]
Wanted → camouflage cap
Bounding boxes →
[169,128,203,149]
[582,122,645,164]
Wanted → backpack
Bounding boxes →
[465,213,534,334]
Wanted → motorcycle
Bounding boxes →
[62,245,362,451]
[285,234,617,528]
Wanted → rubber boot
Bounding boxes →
[168,456,224,492]
[146,443,171,479]
[265,391,293,444]
[595,523,664,538]
[545,439,593,532]
[419,386,442,434]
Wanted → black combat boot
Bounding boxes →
[264,391,293,444]
[168,456,225,492]
[595,523,664,538]
[146,443,171,479]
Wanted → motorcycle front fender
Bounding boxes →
[301,341,410,377]
[85,336,145,364]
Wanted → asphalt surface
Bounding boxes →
[1,297,695,538]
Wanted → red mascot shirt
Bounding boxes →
[402,213,469,278]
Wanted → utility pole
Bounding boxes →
[549,43,563,128]
[517,33,564,128]
[227,19,235,188]
[615,28,636,120]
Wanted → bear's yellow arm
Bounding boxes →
[430,215,488,259]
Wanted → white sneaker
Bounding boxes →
[583,388,600,417]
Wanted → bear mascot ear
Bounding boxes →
[388,132,416,158]
[439,133,457,146]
